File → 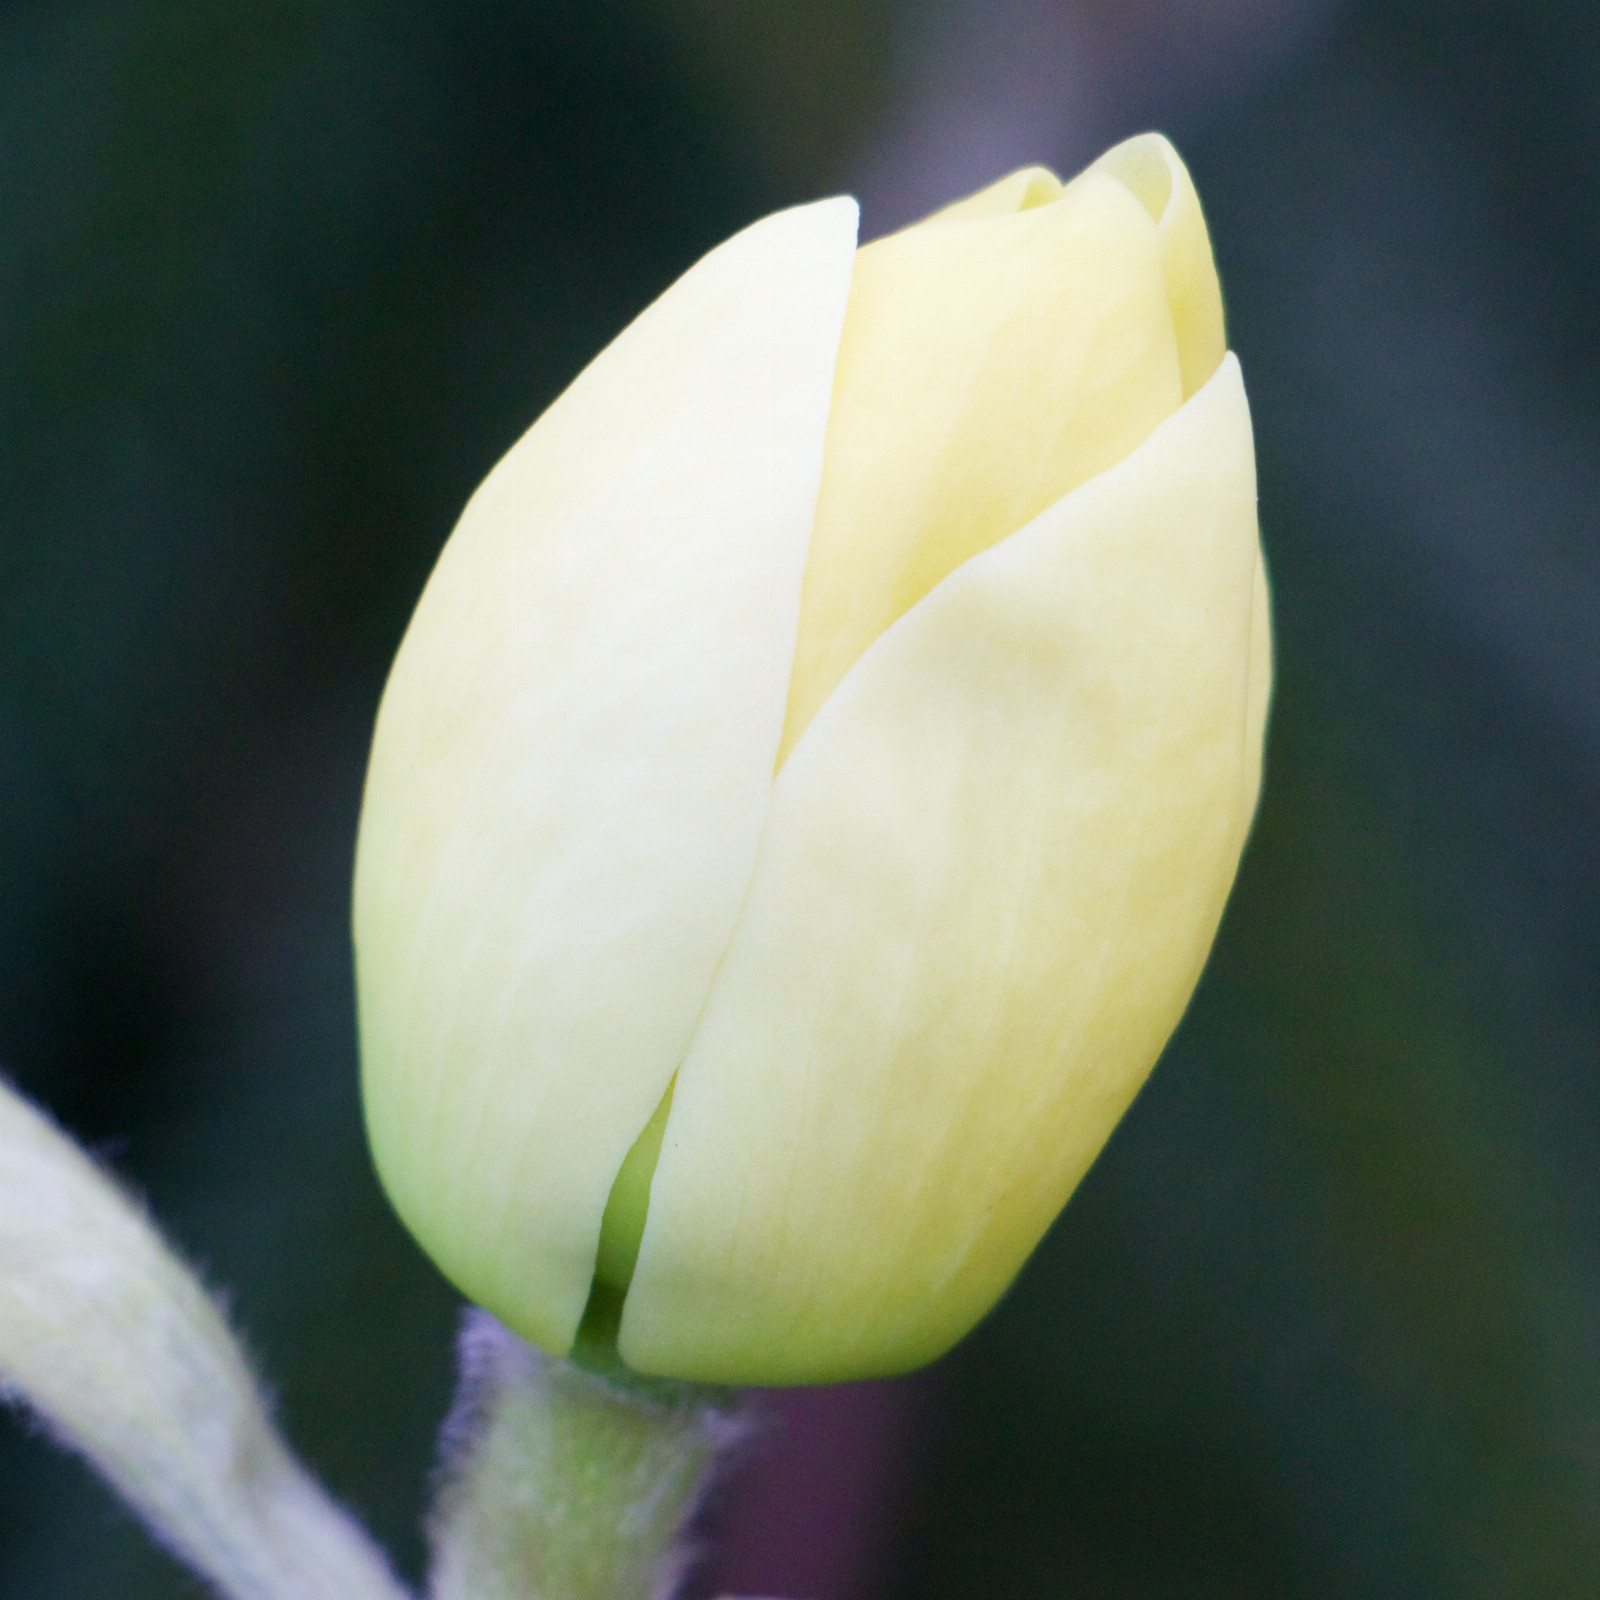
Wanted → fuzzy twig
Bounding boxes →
[0,1078,408,1600]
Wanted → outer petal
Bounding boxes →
[354,198,859,1353]
[622,356,1261,1383]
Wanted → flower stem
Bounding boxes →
[428,1311,747,1600]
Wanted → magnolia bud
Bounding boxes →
[355,135,1271,1385]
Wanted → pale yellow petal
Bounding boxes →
[622,356,1262,1384]
[926,164,1065,222]
[1090,133,1226,398]
[778,169,1185,762]
[354,198,859,1354]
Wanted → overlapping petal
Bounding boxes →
[622,358,1261,1382]
[355,198,859,1352]
[781,146,1188,760]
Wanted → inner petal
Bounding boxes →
[777,167,1185,765]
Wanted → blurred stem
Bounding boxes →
[428,1311,746,1600]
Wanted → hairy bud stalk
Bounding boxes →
[428,1313,747,1600]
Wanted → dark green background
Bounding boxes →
[2,2,1597,1595]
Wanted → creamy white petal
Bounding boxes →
[0,1081,407,1600]
[622,356,1262,1383]
[355,197,860,1352]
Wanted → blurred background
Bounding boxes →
[1,0,1597,1594]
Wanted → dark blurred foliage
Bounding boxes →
[1,1,1597,1597]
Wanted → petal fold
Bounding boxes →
[355,198,860,1352]
[622,356,1262,1383]
[1090,133,1226,398]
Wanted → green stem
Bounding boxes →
[427,1312,746,1600]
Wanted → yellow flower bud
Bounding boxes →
[354,134,1271,1385]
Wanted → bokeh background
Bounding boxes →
[2,0,1598,1595]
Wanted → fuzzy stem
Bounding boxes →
[428,1312,748,1600]
[0,1078,408,1600]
